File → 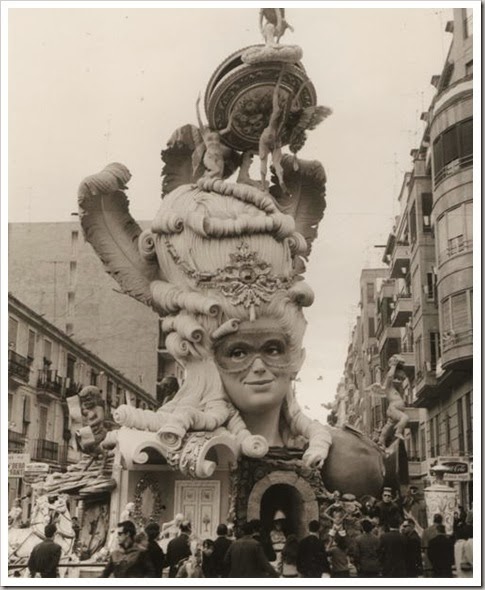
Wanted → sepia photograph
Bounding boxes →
[3,1,479,584]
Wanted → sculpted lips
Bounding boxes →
[244,379,274,386]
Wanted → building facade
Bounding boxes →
[8,221,160,394]
[334,8,473,507]
[8,293,158,519]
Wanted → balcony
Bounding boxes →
[377,326,402,352]
[441,329,473,371]
[434,154,473,189]
[32,438,59,463]
[439,238,472,263]
[389,243,411,279]
[391,293,413,327]
[37,370,64,400]
[8,350,31,383]
[8,430,26,453]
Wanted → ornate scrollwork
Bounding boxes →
[132,474,165,527]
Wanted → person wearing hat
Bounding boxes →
[270,510,287,570]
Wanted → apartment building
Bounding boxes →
[335,8,473,506]
[8,293,157,516]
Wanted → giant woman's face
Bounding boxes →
[213,318,303,415]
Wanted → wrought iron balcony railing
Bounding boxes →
[32,438,59,462]
[8,430,26,453]
[8,350,31,382]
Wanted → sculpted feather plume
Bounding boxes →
[78,163,160,306]
[270,155,327,260]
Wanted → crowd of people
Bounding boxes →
[24,486,474,579]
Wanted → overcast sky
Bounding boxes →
[6,3,454,418]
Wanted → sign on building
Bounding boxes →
[23,462,50,484]
[437,457,471,482]
[8,453,31,478]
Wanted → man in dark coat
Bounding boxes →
[353,519,381,577]
[166,521,192,577]
[296,520,331,578]
[144,522,165,577]
[224,521,279,578]
[100,520,156,578]
[378,517,407,577]
[375,487,402,532]
[28,523,62,578]
[421,513,442,576]
[427,524,454,577]
[402,519,423,577]
[213,523,232,577]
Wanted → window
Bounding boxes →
[27,330,36,360]
[8,394,13,423]
[90,370,98,386]
[8,317,19,350]
[464,7,473,38]
[67,291,75,314]
[464,391,472,453]
[43,339,52,365]
[435,417,441,456]
[71,231,79,256]
[429,417,436,458]
[66,354,76,381]
[437,203,473,262]
[415,336,423,376]
[368,317,375,338]
[69,261,77,285]
[366,283,375,304]
[39,406,48,440]
[430,332,441,370]
[426,273,435,300]
[445,414,451,451]
[420,426,426,461]
[421,193,433,231]
[457,398,465,453]
[409,202,417,244]
[432,118,473,186]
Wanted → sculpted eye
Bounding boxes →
[229,347,248,360]
[264,340,285,356]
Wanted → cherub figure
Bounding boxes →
[259,9,294,47]
[195,94,234,179]
[259,68,291,193]
[369,355,410,448]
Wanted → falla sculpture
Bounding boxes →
[77,9,389,498]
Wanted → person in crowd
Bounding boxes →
[201,539,217,577]
[100,520,155,577]
[280,534,299,577]
[213,524,232,577]
[71,516,80,544]
[134,531,149,550]
[166,520,192,577]
[353,519,381,577]
[144,522,165,577]
[454,515,473,578]
[421,513,442,577]
[224,521,279,578]
[296,519,331,578]
[250,519,276,562]
[401,519,422,577]
[27,523,62,578]
[378,516,407,577]
[269,510,287,569]
[176,547,204,578]
[328,533,350,578]
[375,487,402,532]
[427,524,454,577]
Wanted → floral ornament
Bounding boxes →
[197,243,293,318]
[165,240,294,320]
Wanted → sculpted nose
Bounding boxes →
[250,356,267,375]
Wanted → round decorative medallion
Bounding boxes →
[204,45,317,152]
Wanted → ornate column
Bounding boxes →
[424,464,457,534]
